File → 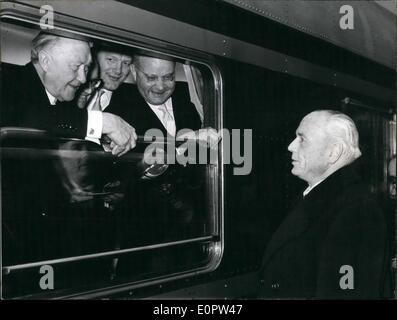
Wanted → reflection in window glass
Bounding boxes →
[1,20,220,298]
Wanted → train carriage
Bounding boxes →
[0,0,395,299]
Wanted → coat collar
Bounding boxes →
[261,160,363,266]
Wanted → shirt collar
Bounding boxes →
[102,88,112,98]
[147,97,173,111]
[45,89,57,106]
[303,178,325,197]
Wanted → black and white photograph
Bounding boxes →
[0,0,395,304]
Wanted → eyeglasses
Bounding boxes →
[135,66,175,83]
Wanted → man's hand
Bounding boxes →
[102,113,137,156]
[76,79,103,109]
[178,127,221,150]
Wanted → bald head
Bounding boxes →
[288,110,361,186]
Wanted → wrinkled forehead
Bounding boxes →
[54,38,92,63]
[56,38,91,53]
[298,113,329,137]
[136,56,175,74]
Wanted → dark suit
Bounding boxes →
[1,62,88,137]
[258,161,389,299]
[109,82,201,136]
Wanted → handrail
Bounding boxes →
[2,235,216,274]
[0,127,202,144]
[0,147,143,162]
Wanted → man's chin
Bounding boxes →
[149,98,167,105]
[291,167,300,176]
[104,80,120,91]
[149,93,170,105]
[61,89,78,101]
[60,95,75,102]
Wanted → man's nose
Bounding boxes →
[155,80,165,91]
[76,68,87,84]
[112,61,122,75]
[287,138,297,152]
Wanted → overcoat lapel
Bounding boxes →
[261,196,311,266]
[261,171,345,267]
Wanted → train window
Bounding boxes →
[1,18,222,298]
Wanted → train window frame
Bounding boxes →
[0,11,224,299]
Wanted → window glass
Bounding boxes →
[1,20,221,298]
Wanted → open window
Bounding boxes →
[1,13,222,299]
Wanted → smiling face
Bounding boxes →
[133,56,176,105]
[42,38,92,101]
[97,51,132,91]
[287,112,332,186]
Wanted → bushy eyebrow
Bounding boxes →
[296,132,307,139]
[105,54,118,59]
[71,57,92,67]
[149,71,173,76]
[105,55,131,62]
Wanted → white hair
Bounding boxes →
[320,110,362,164]
[31,33,61,63]
[31,32,93,63]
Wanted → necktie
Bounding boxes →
[157,104,176,136]
[90,89,111,150]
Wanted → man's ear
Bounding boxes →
[38,50,52,72]
[329,142,343,164]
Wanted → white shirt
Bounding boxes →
[147,97,176,137]
[86,89,113,145]
[45,89,57,106]
[303,178,326,197]
[45,89,103,139]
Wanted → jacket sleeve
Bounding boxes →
[50,102,88,139]
[315,199,388,298]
